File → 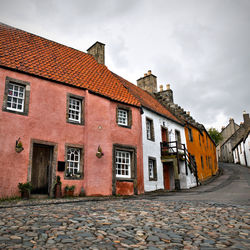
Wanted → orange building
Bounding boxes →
[155,84,218,183]
[185,124,218,182]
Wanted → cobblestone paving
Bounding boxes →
[0,199,249,249]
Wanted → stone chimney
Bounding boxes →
[137,70,157,94]
[155,83,174,103]
[243,111,250,127]
[87,41,105,65]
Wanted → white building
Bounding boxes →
[114,71,197,191]
[231,112,250,167]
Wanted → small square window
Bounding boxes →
[117,109,128,126]
[2,77,30,116]
[116,106,132,128]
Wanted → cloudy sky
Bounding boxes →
[1,0,249,130]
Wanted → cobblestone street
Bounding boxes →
[0,163,249,249]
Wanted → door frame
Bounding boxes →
[28,139,58,197]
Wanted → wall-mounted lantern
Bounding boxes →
[15,138,24,153]
[96,145,104,158]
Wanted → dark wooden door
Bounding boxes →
[31,144,52,194]
[161,127,168,142]
[163,163,170,190]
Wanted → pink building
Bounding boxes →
[0,23,144,198]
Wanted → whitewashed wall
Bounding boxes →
[142,108,196,191]
[244,134,250,166]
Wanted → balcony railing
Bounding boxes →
[160,141,199,186]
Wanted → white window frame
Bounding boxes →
[146,119,152,139]
[67,147,80,175]
[115,150,131,178]
[7,83,25,112]
[69,97,81,123]
[149,159,154,179]
[117,108,128,126]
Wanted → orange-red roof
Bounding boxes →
[112,73,182,124]
[0,23,140,107]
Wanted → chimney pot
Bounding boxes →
[148,70,151,75]
[144,73,147,77]
[159,85,163,92]
[166,84,171,90]
[187,111,190,115]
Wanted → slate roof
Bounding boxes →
[112,73,182,125]
[0,23,140,107]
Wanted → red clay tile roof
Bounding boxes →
[112,73,182,124]
[0,23,140,107]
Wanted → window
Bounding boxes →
[201,156,204,169]
[146,118,154,141]
[2,77,30,115]
[66,94,84,125]
[188,127,193,142]
[65,144,84,179]
[175,130,181,148]
[199,134,201,146]
[148,157,157,181]
[113,144,136,180]
[69,98,81,122]
[7,83,25,112]
[115,150,131,178]
[116,106,132,128]
[117,109,128,126]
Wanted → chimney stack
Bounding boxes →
[243,111,250,127]
[87,41,105,65]
[137,70,157,94]
[159,85,163,92]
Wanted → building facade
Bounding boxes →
[0,23,144,198]
[115,72,197,191]
[155,85,218,182]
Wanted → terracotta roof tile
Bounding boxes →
[112,73,182,124]
[0,23,140,107]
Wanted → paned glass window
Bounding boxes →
[7,83,25,112]
[115,150,131,178]
[69,97,81,123]
[117,109,128,126]
[67,147,80,175]
[146,118,154,140]
[149,159,154,179]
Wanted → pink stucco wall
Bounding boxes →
[0,68,144,198]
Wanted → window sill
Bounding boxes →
[64,175,83,180]
[117,124,131,129]
[116,178,134,182]
[2,108,28,116]
[67,120,84,126]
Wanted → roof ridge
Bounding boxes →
[0,22,89,56]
